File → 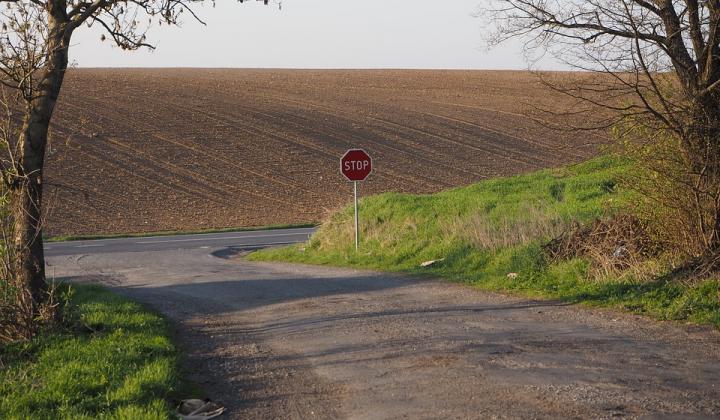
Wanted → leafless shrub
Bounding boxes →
[613,124,720,279]
[482,1,720,277]
[544,214,661,280]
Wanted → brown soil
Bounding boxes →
[45,69,606,236]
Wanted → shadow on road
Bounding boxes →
[52,264,720,418]
[56,272,568,320]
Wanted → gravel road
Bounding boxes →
[48,248,720,419]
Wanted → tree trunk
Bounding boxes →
[10,11,71,304]
[12,176,46,305]
[687,96,720,257]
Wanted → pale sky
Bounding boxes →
[69,0,557,70]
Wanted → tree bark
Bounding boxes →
[12,177,46,305]
[11,8,70,304]
[686,96,720,254]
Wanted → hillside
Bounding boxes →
[251,157,720,327]
[45,69,607,236]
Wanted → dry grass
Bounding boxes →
[0,280,60,343]
[448,203,570,250]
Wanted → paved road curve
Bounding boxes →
[47,230,720,419]
[44,227,316,257]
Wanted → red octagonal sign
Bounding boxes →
[341,149,372,181]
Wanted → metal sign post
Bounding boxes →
[354,181,359,250]
[341,149,372,251]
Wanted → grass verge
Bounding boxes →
[251,156,720,328]
[0,284,190,419]
[45,222,317,243]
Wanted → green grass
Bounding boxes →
[45,222,317,243]
[0,285,192,419]
[251,155,720,328]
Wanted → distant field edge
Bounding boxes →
[45,222,319,243]
[0,284,199,419]
[250,155,720,329]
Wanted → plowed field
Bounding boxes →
[45,69,607,236]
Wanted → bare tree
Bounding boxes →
[482,1,720,269]
[0,0,270,315]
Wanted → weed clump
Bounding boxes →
[544,214,660,279]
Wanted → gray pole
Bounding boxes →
[354,181,359,250]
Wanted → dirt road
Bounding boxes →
[48,248,720,419]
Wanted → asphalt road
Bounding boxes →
[46,229,720,419]
[44,227,316,257]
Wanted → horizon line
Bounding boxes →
[69,66,576,72]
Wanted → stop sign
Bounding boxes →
[341,149,372,181]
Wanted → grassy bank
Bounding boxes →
[0,285,188,419]
[251,156,720,328]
